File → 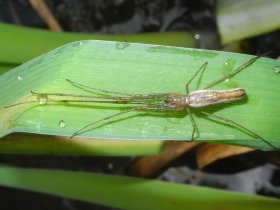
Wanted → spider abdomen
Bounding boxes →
[187,88,246,108]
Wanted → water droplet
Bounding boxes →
[59,120,66,128]
[194,34,200,40]
[17,75,23,81]
[222,59,237,88]
[222,59,236,72]
[223,59,235,67]
[116,42,129,50]
[273,65,280,73]
[36,94,48,105]
[108,163,114,170]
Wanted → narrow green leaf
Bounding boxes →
[0,41,279,151]
[0,166,279,210]
[217,0,280,44]
[0,23,195,65]
[0,133,162,156]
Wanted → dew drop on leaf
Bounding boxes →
[36,94,48,105]
[273,65,280,74]
[59,120,66,128]
[17,75,23,81]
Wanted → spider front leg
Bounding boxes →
[185,62,208,94]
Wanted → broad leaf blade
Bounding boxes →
[0,41,279,150]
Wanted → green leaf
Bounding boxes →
[0,23,195,66]
[217,0,280,44]
[0,166,279,210]
[0,41,279,151]
[0,133,163,156]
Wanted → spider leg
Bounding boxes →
[185,62,208,94]
[187,108,198,141]
[202,55,260,89]
[200,110,276,150]
[71,106,178,138]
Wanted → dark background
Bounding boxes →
[0,1,279,209]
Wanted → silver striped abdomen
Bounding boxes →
[187,88,246,108]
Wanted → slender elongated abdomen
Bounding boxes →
[187,88,246,108]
